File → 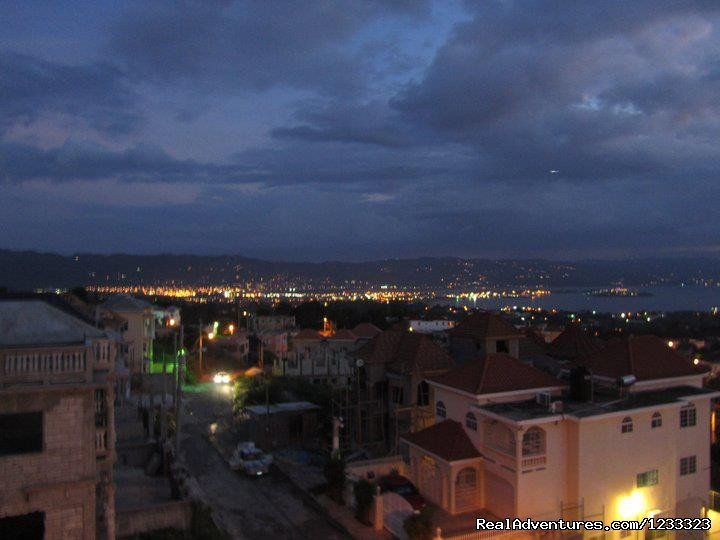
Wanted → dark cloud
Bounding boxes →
[109,0,430,96]
[0,51,141,136]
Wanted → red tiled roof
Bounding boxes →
[355,330,453,375]
[402,420,481,462]
[449,312,523,340]
[293,328,323,340]
[328,329,357,341]
[573,335,707,381]
[548,324,602,360]
[352,322,382,339]
[430,353,565,395]
[519,327,547,359]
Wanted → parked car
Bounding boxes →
[228,442,273,476]
[377,474,426,511]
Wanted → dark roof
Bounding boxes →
[293,328,323,341]
[430,353,566,395]
[548,324,602,360]
[519,327,547,360]
[480,385,717,422]
[573,335,707,381]
[449,312,523,340]
[328,329,357,341]
[351,322,382,339]
[402,420,481,462]
[355,330,453,375]
[0,300,106,348]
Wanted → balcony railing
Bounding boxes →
[521,455,547,470]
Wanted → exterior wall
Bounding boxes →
[112,308,154,374]
[116,501,192,538]
[408,320,455,333]
[0,390,97,540]
[276,338,356,385]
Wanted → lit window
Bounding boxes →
[465,412,477,431]
[680,404,696,428]
[636,469,658,487]
[651,412,662,429]
[621,417,633,433]
[436,401,446,419]
[680,456,697,476]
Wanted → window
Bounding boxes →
[465,412,477,431]
[651,412,662,428]
[417,381,430,406]
[636,469,658,487]
[621,417,633,433]
[484,422,517,456]
[0,512,45,539]
[522,427,546,456]
[391,386,405,405]
[0,412,43,455]
[436,401,446,419]
[496,340,509,353]
[680,404,696,428]
[680,456,697,476]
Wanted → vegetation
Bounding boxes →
[353,479,375,524]
[323,454,346,503]
[403,507,434,540]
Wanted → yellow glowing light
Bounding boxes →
[694,358,700,365]
[667,341,674,348]
[207,332,215,340]
[168,318,176,326]
[229,324,235,334]
[617,491,645,519]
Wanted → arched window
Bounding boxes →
[436,401,446,419]
[522,427,546,456]
[456,467,477,487]
[651,412,662,428]
[417,381,430,406]
[465,412,477,431]
[621,416,633,433]
[681,403,696,427]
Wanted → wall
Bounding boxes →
[116,500,192,538]
[0,390,97,540]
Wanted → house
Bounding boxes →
[401,335,715,539]
[448,312,524,362]
[101,295,155,374]
[408,319,456,334]
[352,329,454,452]
[248,314,296,334]
[274,328,359,386]
[0,300,121,539]
[547,323,602,361]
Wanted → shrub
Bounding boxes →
[403,507,434,540]
[353,479,375,523]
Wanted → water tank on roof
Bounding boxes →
[569,366,593,402]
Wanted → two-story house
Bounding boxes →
[101,295,155,374]
[402,335,714,540]
[0,300,120,539]
[449,312,524,362]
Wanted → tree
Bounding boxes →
[323,454,345,503]
[353,479,375,524]
[403,507,434,540]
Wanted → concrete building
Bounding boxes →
[248,314,296,334]
[401,335,715,539]
[101,296,155,374]
[448,311,524,362]
[0,300,120,539]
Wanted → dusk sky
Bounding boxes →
[2,1,720,262]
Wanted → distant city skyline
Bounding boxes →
[3,1,720,260]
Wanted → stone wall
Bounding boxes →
[116,501,192,538]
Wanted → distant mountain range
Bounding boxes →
[0,249,718,292]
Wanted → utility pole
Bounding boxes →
[198,319,203,377]
[174,324,185,457]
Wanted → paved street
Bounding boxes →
[179,383,348,539]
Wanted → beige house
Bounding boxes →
[0,300,120,539]
[448,311,524,362]
[402,335,715,539]
[101,296,155,374]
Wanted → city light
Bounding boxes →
[617,491,645,519]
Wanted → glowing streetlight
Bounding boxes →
[168,318,176,327]
[228,324,235,334]
[207,332,215,340]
